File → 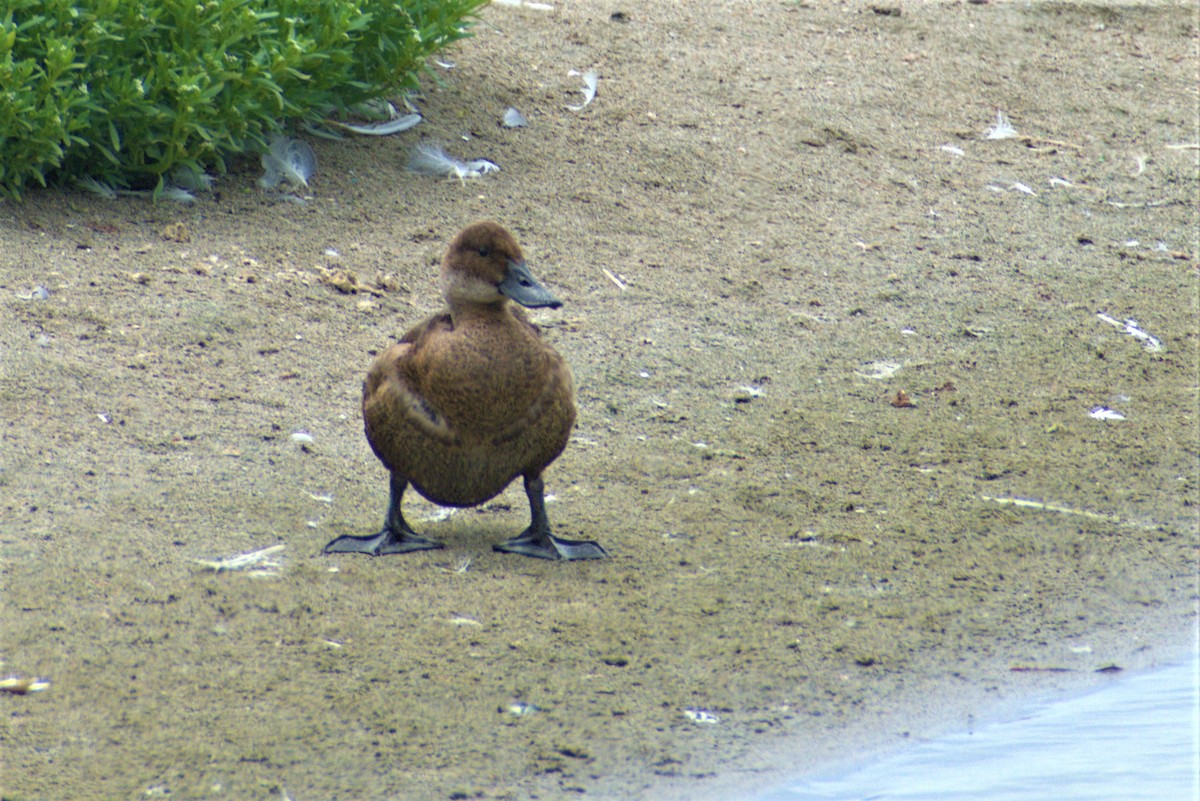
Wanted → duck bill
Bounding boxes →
[499,259,562,308]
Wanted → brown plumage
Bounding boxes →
[323,222,608,561]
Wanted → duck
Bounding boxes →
[323,222,609,561]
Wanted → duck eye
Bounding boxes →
[477,246,490,257]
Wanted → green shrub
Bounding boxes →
[0,0,487,198]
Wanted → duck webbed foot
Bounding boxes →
[493,530,609,561]
[324,527,444,556]
[323,475,445,556]
[492,474,609,561]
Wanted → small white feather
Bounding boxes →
[567,70,598,111]
[984,111,1017,140]
[157,185,196,204]
[502,107,528,128]
[335,114,423,136]
[407,142,499,180]
[259,136,316,189]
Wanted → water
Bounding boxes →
[755,654,1199,801]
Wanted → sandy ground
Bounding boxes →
[2,2,1198,799]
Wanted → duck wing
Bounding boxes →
[363,314,458,462]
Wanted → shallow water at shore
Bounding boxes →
[756,649,1200,801]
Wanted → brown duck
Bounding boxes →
[323,222,608,561]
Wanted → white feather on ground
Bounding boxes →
[502,107,528,128]
[333,113,423,136]
[984,111,1017,140]
[259,136,316,189]
[406,142,499,180]
[567,70,598,111]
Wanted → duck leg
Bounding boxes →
[323,474,444,555]
[493,474,609,561]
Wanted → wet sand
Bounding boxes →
[1,2,1197,799]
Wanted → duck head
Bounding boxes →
[440,222,562,311]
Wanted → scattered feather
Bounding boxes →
[602,268,626,291]
[493,0,555,9]
[110,185,196,203]
[170,167,214,192]
[332,113,423,136]
[193,544,285,574]
[978,495,1158,529]
[406,142,499,181]
[940,145,965,156]
[1088,406,1126,421]
[1048,176,1073,188]
[159,186,197,204]
[260,136,316,190]
[76,176,118,199]
[567,70,598,111]
[684,708,720,724]
[733,385,765,403]
[855,360,903,380]
[1096,312,1163,353]
[74,175,197,203]
[16,286,51,301]
[1010,181,1036,196]
[435,556,473,574]
[984,111,1017,140]
[0,675,50,695]
[502,107,528,128]
[309,492,334,504]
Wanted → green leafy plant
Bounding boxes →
[0,0,487,198]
